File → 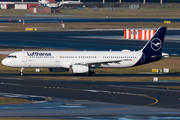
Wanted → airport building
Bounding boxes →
[0,0,180,10]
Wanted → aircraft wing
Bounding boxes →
[74,59,132,66]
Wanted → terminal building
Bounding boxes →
[0,0,59,13]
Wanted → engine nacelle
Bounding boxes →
[69,65,89,73]
[49,68,68,72]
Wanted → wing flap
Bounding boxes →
[74,59,132,66]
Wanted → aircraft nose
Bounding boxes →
[1,58,8,66]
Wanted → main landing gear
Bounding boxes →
[19,68,24,76]
[88,67,96,76]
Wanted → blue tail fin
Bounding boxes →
[135,27,167,66]
[141,27,167,54]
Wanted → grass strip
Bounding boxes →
[0,22,180,32]
[146,85,180,90]
[1,8,180,18]
[0,118,65,120]
[31,76,180,82]
[0,97,31,105]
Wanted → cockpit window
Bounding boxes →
[7,55,17,58]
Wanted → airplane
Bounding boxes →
[1,27,169,76]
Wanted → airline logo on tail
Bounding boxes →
[150,38,162,51]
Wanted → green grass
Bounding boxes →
[59,9,180,18]
[0,22,180,32]
[0,97,30,105]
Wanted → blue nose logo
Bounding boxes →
[150,38,162,51]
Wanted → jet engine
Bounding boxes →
[69,65,89,73]
[49,68,68,72]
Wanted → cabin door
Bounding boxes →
[22,52,27,62]
[141,53,145,63]
[56,53,60,62]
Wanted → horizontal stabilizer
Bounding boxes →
[151,53,169,59]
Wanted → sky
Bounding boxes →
[1,0,180,2]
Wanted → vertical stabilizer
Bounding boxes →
[135,27,167,66]
[141,27,167,55]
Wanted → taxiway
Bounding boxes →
[0,76,180,119]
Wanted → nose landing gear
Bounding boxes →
[19,68,24,76]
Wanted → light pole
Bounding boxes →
[143,0,146,4]
[103,0,105,4]
[119,0,121,3]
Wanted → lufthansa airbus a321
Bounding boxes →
[1,27,169,76]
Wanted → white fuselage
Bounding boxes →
[2,50,142,69]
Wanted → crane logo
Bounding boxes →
[150,38,162,51]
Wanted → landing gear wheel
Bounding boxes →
[19,68,24,76]
[89,71,95,76]
[19,72,23,76]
